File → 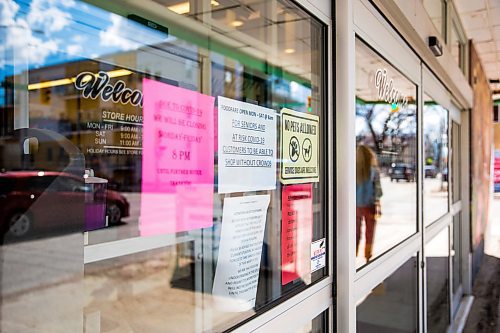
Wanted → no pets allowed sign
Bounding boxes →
[280,108,319,184]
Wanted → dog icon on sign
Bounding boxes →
[289,136,300,162]
[302,138,312,162]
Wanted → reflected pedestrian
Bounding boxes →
[356,145,383,261]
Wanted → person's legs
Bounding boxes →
[364,206,376,260]
[356,208,362,257]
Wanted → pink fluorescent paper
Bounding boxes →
[141,78,215,235]
[281,184,313,285]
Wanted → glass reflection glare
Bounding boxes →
[423,95,449,226]
[426,228,450,332]
[357,255,418,332]
[355,39,417,268]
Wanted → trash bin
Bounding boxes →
[84,169,108,231]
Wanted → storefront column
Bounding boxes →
[335,0,356,331]
[461,111,472,296]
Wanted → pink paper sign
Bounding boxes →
[494,155,500,183]
[141,78,215,235]
[281,184,313,285]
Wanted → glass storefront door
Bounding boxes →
[450,115,464,318]
[346,1,472,332]
[351,20,470,330]
[422,69,465,332]
[0,0,332,331]
[352,6,423,331]
[354,37,418,268]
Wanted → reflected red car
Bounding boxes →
[0,171,129,238]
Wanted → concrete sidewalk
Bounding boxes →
[463,255,500,332]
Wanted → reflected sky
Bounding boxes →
[424,104,448,143]
[0,0,172,105]
[0,0,314,110]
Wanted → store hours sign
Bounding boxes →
[73,70,144,155]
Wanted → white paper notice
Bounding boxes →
[212,194,270,312]
[218,96,277,193]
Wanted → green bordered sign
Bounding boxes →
[280,108,319,184]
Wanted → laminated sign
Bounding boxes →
[280,108,319,184]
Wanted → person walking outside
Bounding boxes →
[356,145,383,262]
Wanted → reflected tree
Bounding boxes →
[356,102,416,156]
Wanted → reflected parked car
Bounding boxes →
[389,163,415,182]
[424,165,437,178]
[0,171,129,238]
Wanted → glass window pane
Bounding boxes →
[0,0,327,331]
[452,214,462,293]
[452,121,461,203]
[426,227,450,332]
[355,38,418,268]
[423,94,449,225]
[357,255,418,332]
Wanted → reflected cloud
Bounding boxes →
[0,0,63,66]
[27,0,74,33]
[0,0,19,26]
[1,0,173,71]
[66,43,82,55]
[72,33,85,43]
[99,15,140,51]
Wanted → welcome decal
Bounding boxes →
[374,68,409,111]
[74,71,143,107]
